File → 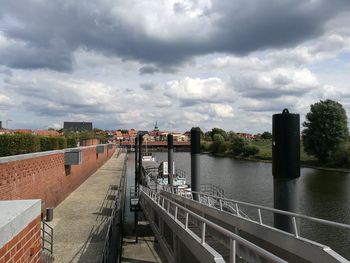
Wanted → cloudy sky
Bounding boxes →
[1,0,350,133]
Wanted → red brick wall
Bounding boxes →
[80,139,100,146]
[0,145,116,212]
[0,216,41,263]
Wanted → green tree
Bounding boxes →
[208,128,227,141]
[229,135,248,156]
[211,134,227,154]
[302,100,349,162]
[261,131,272,140]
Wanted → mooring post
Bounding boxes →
[138,134,143,185]
[134,136,138,190]
[191,128,201,201]
[272,109,300,233]
[167,134,174,186]
[134,136,139,243]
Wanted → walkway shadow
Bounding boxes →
[67,184,118,263]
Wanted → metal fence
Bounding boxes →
[101,151,127,263]
[41,220,53,254]
[141,186,287,263]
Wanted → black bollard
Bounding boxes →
[134,137,138,189]
[167,134,174,186]
[191,128,201,201]
[138,134,143,185]
[272,109,300,233]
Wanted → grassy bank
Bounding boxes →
[207,139,350,172]
[250,140,317,163]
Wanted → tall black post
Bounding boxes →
[272,109,300,233]
[134,137,138,189]
[138,134,143,185]
[167,134,174,186]
[191,128,201,201]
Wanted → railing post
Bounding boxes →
[201,222,206,244]
[175,206,178,222]
[230,238,236,263]
[292,217,299,237]
[220,199,223,211]
[258,208,263,225]
[185,213,189,229]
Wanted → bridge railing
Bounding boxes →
[166,187,350,239]
[141,186,287,263]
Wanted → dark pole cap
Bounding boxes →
[191,128,200,154]
[167,134,174,149]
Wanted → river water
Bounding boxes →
[149,151,350,259]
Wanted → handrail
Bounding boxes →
[163,185,251,219]
[41,220,53,254]
[141,186,287,263]
[165,186,350,233]
[192,190,350,231]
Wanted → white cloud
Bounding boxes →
[165,77,233,105]
[203,103,234,118]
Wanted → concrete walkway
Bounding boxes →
[122,220,166,263]
[49,152,125,263]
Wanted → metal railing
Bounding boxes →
[101,152,127,263]
[141,186,287,263]
[167,187,350,239]
[200,184,225,197]
[162,185,251,219]
[41,220,53,254]
[175,168,186,179]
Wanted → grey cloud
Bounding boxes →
[5,76,122,117]
[240,101,296,113]
[0,0,349,71]
[140,83,156,91]
[0,68,12,76]
[139,66,161,75]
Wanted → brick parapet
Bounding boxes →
[0,144,116,213]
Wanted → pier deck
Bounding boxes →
[48,152,125,262]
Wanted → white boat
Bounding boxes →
[141,154,188,190]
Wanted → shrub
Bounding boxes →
[229,136,248,156]
[329,144,350,167]
[39,136,67,151]
[200,141,211,153]
[67,138,78,148]
[57,137,67,149]
[242,145,260,157]
[0,134,40,156]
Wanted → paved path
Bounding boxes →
[122,220,166,263]
[49,152,125,263]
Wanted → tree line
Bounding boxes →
[197,99,350,167]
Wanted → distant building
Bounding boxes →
[64,122,93,132]
[13,129,32,134]
[33,130,62,137]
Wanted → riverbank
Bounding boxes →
[203,152,350,173]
